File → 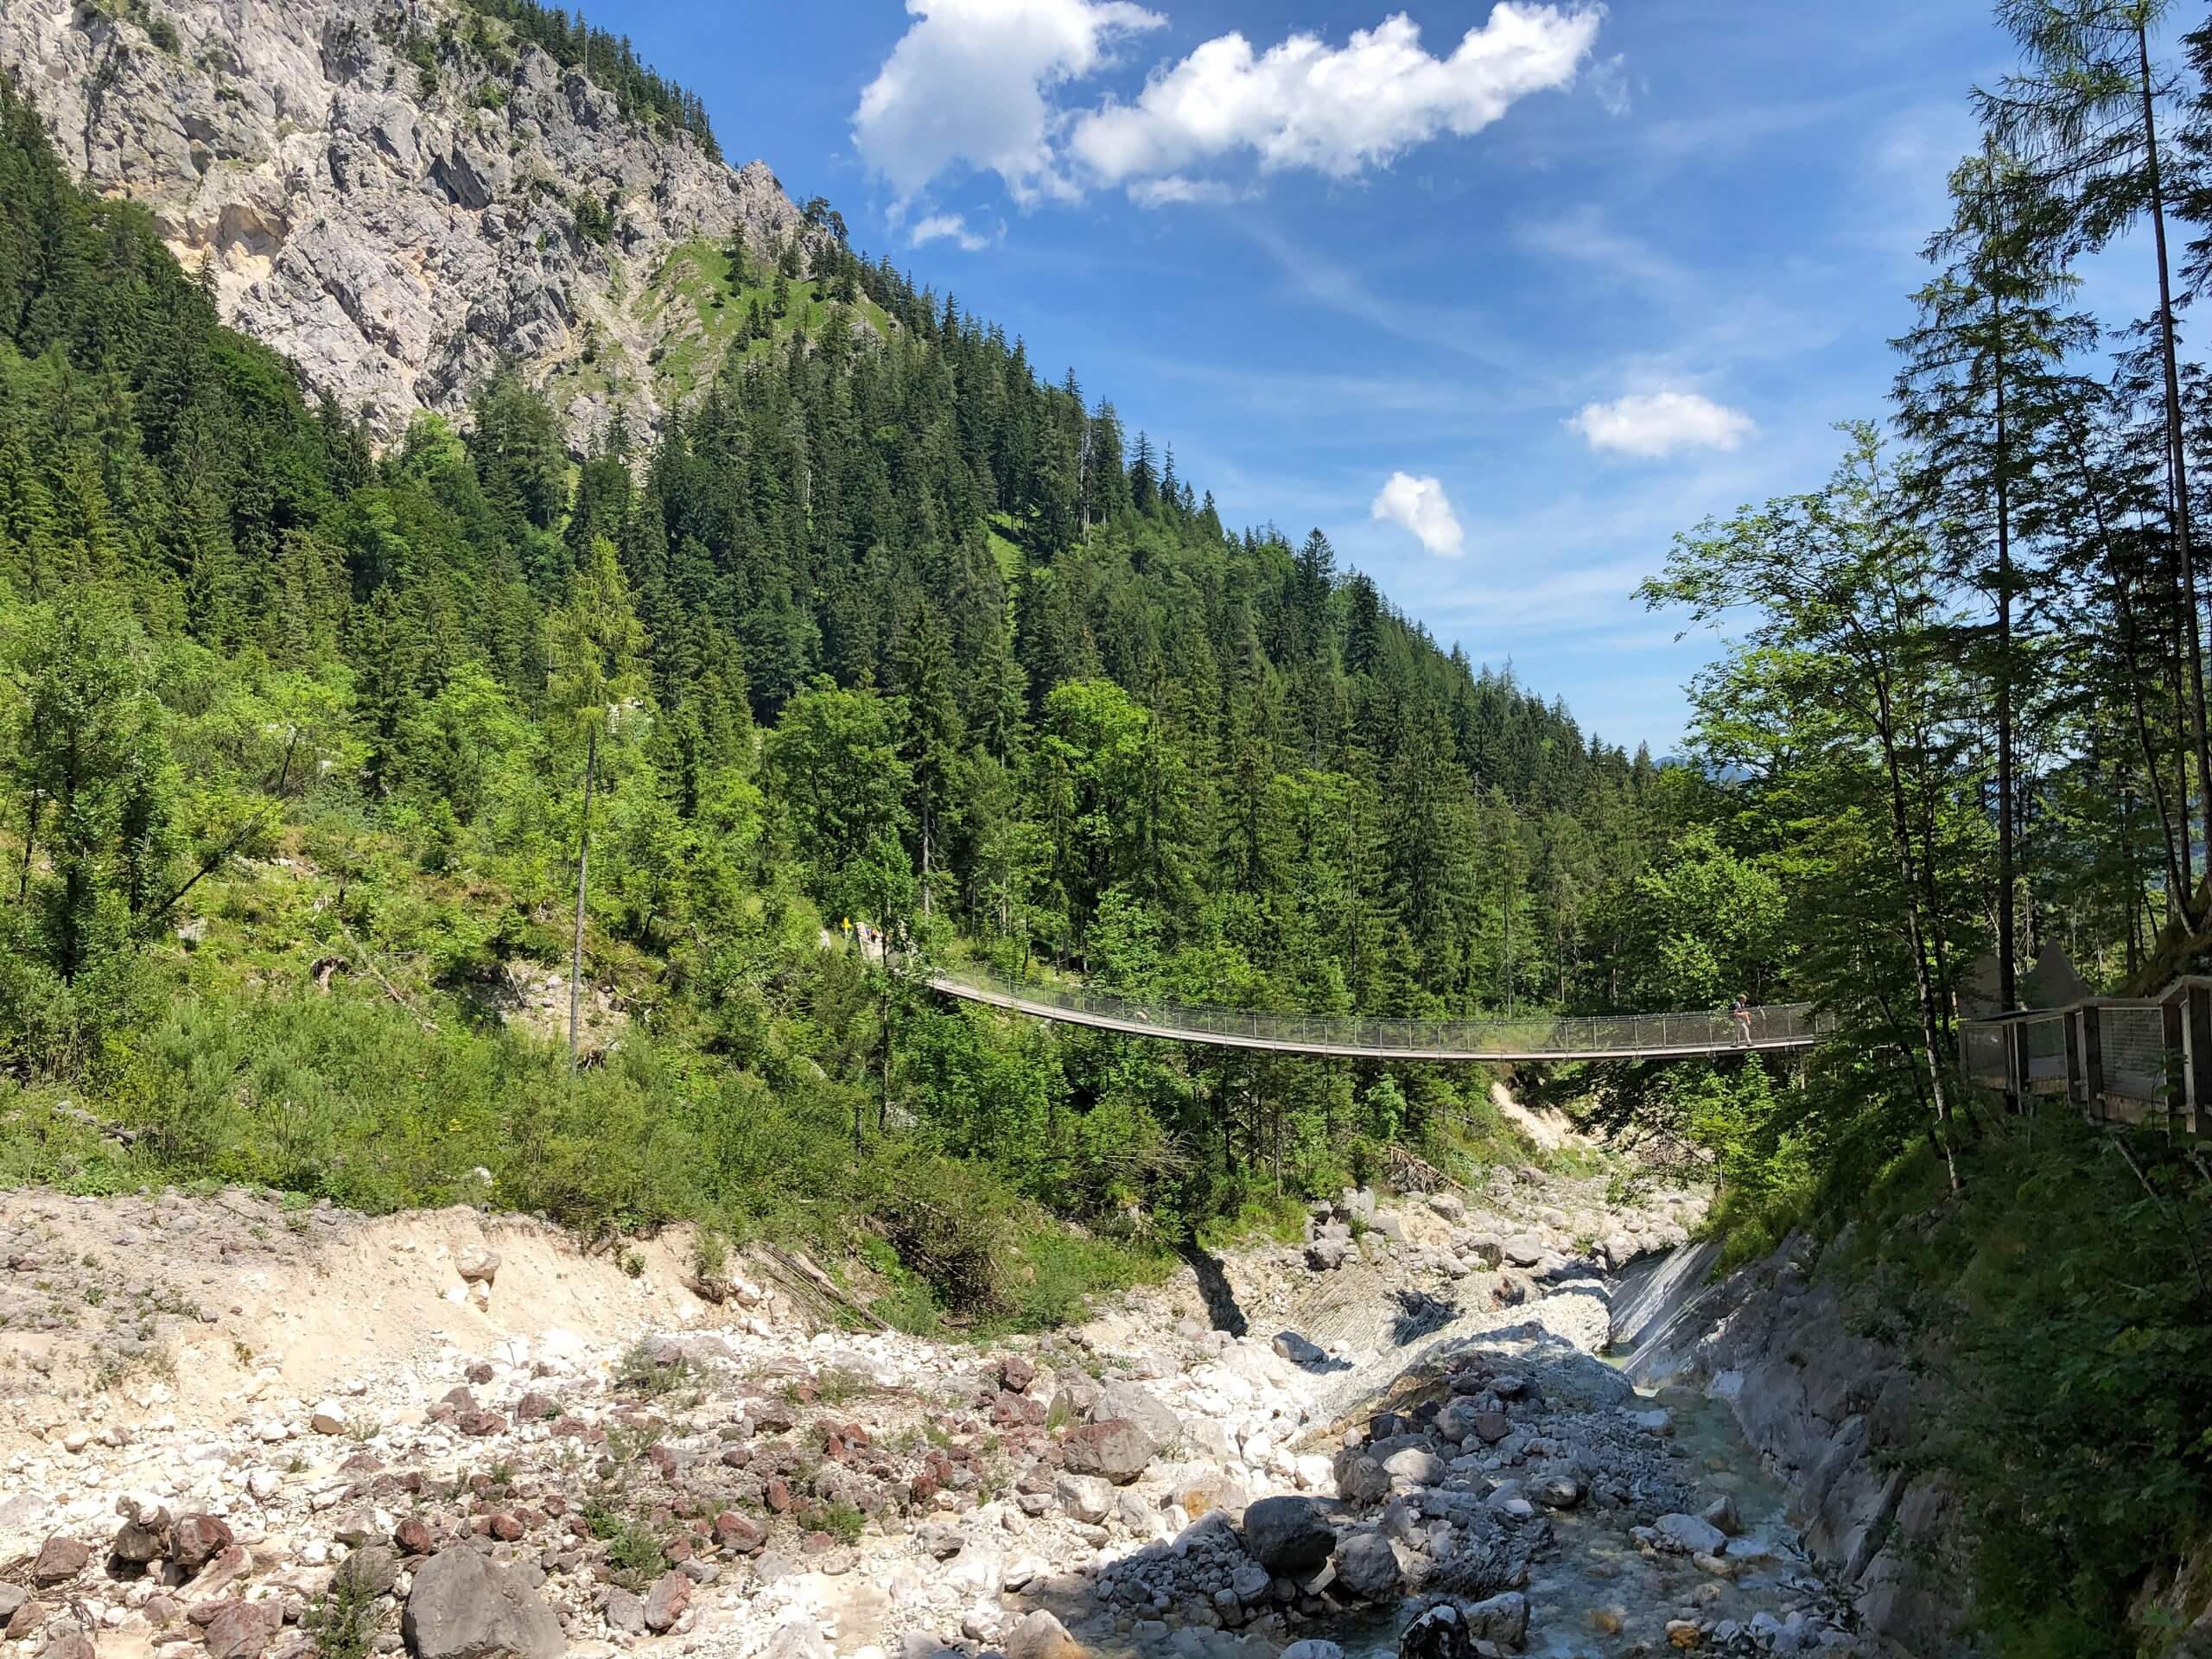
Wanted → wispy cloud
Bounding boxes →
[910,212,998,251]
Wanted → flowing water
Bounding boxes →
[1319,1376,1847,1658]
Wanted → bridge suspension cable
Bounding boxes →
[925,967,1827,1062]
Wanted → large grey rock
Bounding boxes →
[1062,1420,1156,1484]
[1333,1449,1389,1503]
[1332,1531,1400,1600]
[335,1543,401,1599]
[1382,1446,1446,1485]
[1655,1512,1728,1555]
[402,1548,564,1659]
[1001,1610,1081,1659]
[1093,1381,1180,1447]
[1242,1496,1335,1574]
[1055,1471,1113,1524]
[1463,1592,1530,1647]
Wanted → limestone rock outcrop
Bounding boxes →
[0,0,813,448]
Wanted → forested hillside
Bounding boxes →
[0,73,1682,1323]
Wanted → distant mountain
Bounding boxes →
[0,0,837,448]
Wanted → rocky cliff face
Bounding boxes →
[0,0,810,447]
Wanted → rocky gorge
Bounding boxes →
[0,1164,1870,1659]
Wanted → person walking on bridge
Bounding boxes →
[1732,994,1752,1047]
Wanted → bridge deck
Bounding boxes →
[928,972,1825,1062]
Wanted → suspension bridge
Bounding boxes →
[925,967,1828,1063]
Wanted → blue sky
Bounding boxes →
[594,1,2054,753]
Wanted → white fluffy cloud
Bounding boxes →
[1370,471,1465,556]
[911,213,995,251]
[1070,6,1601,190]
[1568,391,1754,458]
[853,0,1165,205]
[854,2,1601,208]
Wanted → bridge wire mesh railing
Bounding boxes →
[2022,1013,2070,1091]
[2098,1004,2170,1101]
[927,967,1829,1058]
[1961,1022,2009,1089]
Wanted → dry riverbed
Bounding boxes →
[0,1165,1866,1659]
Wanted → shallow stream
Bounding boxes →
[1323,1377,1845,1658]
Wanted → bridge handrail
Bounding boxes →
[927,964,1829,1058]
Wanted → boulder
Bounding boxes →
[1528,1473,1580,1509]
[1502,1237,1545,1268]
[1242,1496,1335,1574]
[204,1601,283,1659]
[1427,1192,1466,1221]
[999,1356,1038,1394]
[643,1571,690,1632]
[1402,1592,1531,1659]
[402,1548,564,1659]
[713,1511,766,1554]
[1093,1381,1180,1446]
[1465,1592,1531,1647]
[1056,1472,1113,1524]
[1281,1644,1344,1659]
[1398,1602,1476,1659]
[29,1538,89,1586]
[1172,1471,1251,1521]
[455,1247,500,1284]
[335,1544,401,1599]
[1061,1420,1155,1484]
[1333,1451,1389,1503]
[603,1591,646,1636]
[111,1518,165,1564]
[1002,1610,1082,1659]
[1332,1531,1400,1601]
[1305,1237,1354,1272]
[1655,1512,1728,1556]
[1382,1446,1445,1485]
[1701,1494,1743,1536]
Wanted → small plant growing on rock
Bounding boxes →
[583,1503,665,1590]
[621,1249,645,1278]
[804,1500,864,1545]
[818,1368,863,1406]
[613,1342,689,1396]
[303,1570,382,1659]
